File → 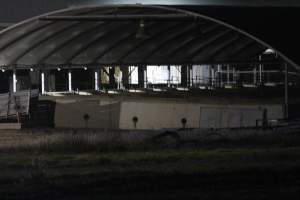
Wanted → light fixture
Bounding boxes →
[1,68,5,72]
[264,48,275,54]
[83,67,87,71]
[30,68,34,72]
[57,67,61,71]
[135,19,150,39]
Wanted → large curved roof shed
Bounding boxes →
[0,4,297,70]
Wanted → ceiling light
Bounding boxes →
[264,48,275,54]
[135,19,150,39]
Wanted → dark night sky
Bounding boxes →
[0,0,67,23]
[185,6,300,66]
[0,1,299,66]
[70,0,300,7]
[1,0,299,23]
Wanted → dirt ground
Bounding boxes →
[0,130,300,199]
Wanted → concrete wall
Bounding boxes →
[199,105,282,128]
[119,101,283,130]
[119,101,200,129]
[55,99,120,129]
[52,97,283,130]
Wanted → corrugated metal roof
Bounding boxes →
[0,5,269,68]
[0,0,299,24]
[0,4,299,72]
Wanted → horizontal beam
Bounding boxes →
[1,61,284,70]
[39,14,198,21]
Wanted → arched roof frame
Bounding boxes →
[0,4,298,70]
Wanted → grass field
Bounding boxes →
[0,129,300,199]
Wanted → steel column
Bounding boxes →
[284,63,289,119]
[138,66,145,88]
[94,70,99,91]
[41,72,45,94]
[108,67,116,89]
[167,65,171,87]
[253,66,257,85]
[68,70,72,92]
[122,66,129,89]
[227,65,230,85]
[181,65,188,87]
[13,68,17,93]
[259,55,263,85]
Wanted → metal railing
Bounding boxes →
[0,89,39,120]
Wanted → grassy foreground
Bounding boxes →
[0,130,300,199]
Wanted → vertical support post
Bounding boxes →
[94,70,99,91]
[284,63,289,119]
[167,65,171,87]
[128,66,133,85]
[144,66,147,89]
[227,65,230,85]
[217,65,222,87]
[211,66,215,87]
[187,66,190,87]
[122,66,129,89]
[181,65,188,87]
[13,68,17,93]
[7,88,11,118]
[198,65,203,84]
[259,65,262,84]
[138,65,145,88]
[190,65,193,87]
[253,66,257,85]
[259,55,263,85]
[233,67,236,85]
[41,71,45,94]
[68,69,72,92]
[208,65,212,87]
[109,67,116,89]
